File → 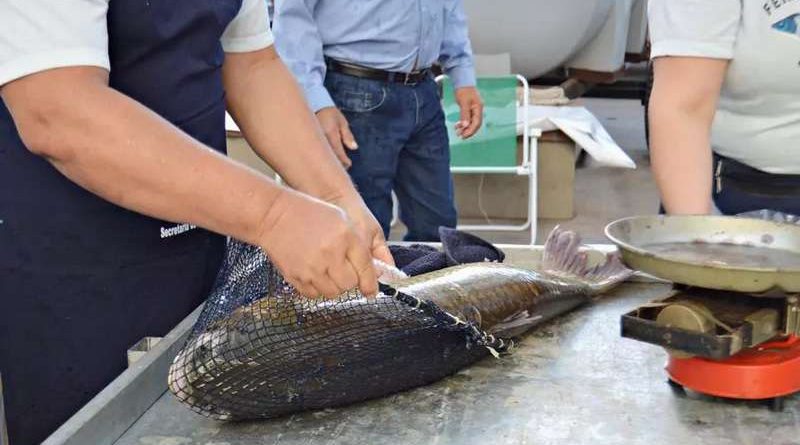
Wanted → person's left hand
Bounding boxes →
[329,193,395,268]
[454,86,484,139]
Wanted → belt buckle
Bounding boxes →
[403,71,417,86]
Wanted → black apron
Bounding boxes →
[0,1,243,443]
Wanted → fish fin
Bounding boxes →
[489,310,544,338]
[542,226,632,294]
[465,306,482,328]
[454,307,482,328]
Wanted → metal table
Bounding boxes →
[46,247,800,445]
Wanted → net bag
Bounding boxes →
[168,239,506,421]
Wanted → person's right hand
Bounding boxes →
[316,107,358,168]
[258,187,378,299]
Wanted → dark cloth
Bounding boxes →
[324,71,457,242]
[0,1,239,443]
[713,153,800,215]
[389,227,505,276]
[657,153,800,216]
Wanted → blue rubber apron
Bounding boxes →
[0,1,243,443]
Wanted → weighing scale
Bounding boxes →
[607,215,800,410]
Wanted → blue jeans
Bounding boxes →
[325,71,457,241]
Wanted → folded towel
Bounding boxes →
[389,227,505,276]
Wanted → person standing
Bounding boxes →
[648,0,800,215]
[0,1,392,443]
[273,0,484,241]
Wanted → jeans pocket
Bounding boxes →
[330,81,388,113]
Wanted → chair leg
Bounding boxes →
[528,172,536,245]
[528,133,539,245]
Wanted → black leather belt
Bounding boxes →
[325,58,430,85]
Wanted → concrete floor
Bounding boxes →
[389,98,659,245]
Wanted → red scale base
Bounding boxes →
[666,335,800,410]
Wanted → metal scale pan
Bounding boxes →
[605,215,800,294]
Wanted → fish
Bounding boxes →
[168,227,631,421]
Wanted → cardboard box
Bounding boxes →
[453,130,576,220]
[537,130,577,219]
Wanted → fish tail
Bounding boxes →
[542,226,632,295]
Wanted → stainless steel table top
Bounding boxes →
[46,245,799,445]
[113,283,799,445]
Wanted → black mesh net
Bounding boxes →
[168,239,503,421]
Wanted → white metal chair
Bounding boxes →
[439,74,540,245]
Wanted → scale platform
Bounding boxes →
[608,215,800,410]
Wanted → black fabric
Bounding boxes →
[389,227,505,276]
[714,153,800,193]
[656,153,800,216]
[0,1,240,443]
[713,153,800,215]
[440,227,505,265]
[389,243,439,268]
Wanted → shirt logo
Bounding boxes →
[764,0,800,17]
[160,223,197,239]
[773,13,800,36]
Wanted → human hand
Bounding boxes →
[316,107,358,168]
[454,86,483,139]
[258,188,377,299]
[330,194,395,268]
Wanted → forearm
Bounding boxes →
[223,47,355,201]
[2,67,283,246]
[648,57,728,215]
[439,0,476,88]
[649,98,714,214]
[272,0,334,112]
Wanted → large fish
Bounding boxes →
[168,228,631,420]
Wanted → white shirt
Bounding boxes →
[649,0,800,174]
[0,0,274,87]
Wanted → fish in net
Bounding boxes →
[168,227,631,420]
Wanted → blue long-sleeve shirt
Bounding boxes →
[272,0,477,112]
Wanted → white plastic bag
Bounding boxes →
[517,105,636,169]
[737,209,800,225]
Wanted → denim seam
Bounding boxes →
[412,88,421,126]
[337,86,388,113]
